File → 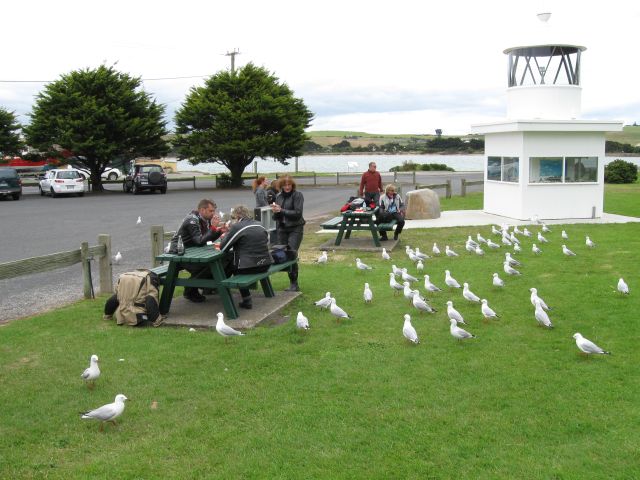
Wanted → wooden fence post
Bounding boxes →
[336,172,340,185]
[193,176,196,190]
[446,179,452,199]
[393,171,397,183]
[81,242,93,299]
[150,225,165,267]
[98,234,113,294]
[461,178,467,197]
[313,172,317,185]
[412,171,416,184]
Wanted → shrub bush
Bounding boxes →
[389,162,455,172]
[215,172,234,189]
[605,159,638,184]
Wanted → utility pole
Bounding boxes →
[225,49,241,73]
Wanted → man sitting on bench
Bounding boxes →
[377,184,405,241]
[220,205,273,310]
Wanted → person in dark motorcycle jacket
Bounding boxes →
[169,198,226,303]
[220,205,272,309]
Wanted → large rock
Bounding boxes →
[405,189,441,219]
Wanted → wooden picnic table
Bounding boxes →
[320,208,396,247]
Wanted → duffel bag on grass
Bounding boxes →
[104,269,161,326]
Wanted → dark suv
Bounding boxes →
[0,167,22,200]
[123,164,167,194]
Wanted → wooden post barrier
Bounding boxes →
[150,225,165,268]
[81,242,93,299]
[98,234,113,294]
[461,178,467,197]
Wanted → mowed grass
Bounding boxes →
[1,192,640,478]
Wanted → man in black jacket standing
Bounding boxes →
[220,205,272,309]
[170,198,225,303]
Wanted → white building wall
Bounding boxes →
[483,132,525,219]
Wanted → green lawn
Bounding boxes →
[1,187,639,478]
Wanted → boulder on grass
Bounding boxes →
[405,189,441,219]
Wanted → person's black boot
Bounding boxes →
[239,297,253,309]
[285,268,300,292]
[183,287,206,303]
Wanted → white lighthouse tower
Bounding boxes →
[471,13,623,220]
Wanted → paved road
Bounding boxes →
[1,172,482,323]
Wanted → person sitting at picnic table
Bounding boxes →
[220,205,272,310]
[169,198,227,303]
[377,184,405,241]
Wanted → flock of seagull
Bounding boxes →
[307,220,626,355]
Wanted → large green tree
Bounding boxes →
[0,107,23,157]
[174,63,313,186]
[24,65,169,190]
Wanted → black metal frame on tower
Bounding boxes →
[507,46,582,87]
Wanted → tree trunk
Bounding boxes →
[91,173,104,192]
[226,159,251,187]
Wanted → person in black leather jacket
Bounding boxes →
[270,175,304,291]
[220,205,272,309]
[170,198,225,303]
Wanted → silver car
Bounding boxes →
[39,169,86,197]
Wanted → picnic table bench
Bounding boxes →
[220,258,297,297]
[320,208,397,247]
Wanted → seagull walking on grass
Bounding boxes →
[462,283,481,303]
[529,288,551,310]
[537,232,549,243]
[414,248,429,260]
[403,282,415,304]
[316,251,328,264]
[476,233,488,244]
[585,236,596,248]
[542,223,551,233]
[412,290,436,314]
[381,248,391,260]
[513,243,522,253]
[416,259,424,271]
[314,292,333,309]
[617,278,629,295]
[573,333,610,355]
[363,283,373,303]
[561,230,569,240]
[445,270,461,288]
[445,245,459,257]
[216,312,245,342]
[486,239,500,249]
[492,273,505,287]
[446,300,466,325]
[474,245,485,256]
[532,243,542,255]
[503,261,522,276]
[534,299,553,328]
[356,258,372,271]
[449,319,475,341]
[522,227,532,237]
[505,252,522,267]
[424,275,442,293]
[401,268,418,283]
[562,245,577,256]
[481,299,499,320]
[329,298,352,322]
[391,264,403,276]
[403,314,419,344]
[432,243,441,255]
[389,273,404,295]
[81,354,100,389]
[81,394,128,431]
[296,312,310,330]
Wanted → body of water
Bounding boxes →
[176,154,640,174]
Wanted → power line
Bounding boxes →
[0,75,210,84]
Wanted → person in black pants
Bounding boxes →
[271,175,305,291]
[377,184,405,241]
[220,205,272,309]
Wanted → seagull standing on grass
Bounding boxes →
[403,314,419,344]
[363,283,373,303]
[445,270,461,288]
[562,245,577,256]
[329,298,352,322]
[503,261,522,276]
[432,243,441,255]
[412,290,437,314]
[316,251,328,264]
[532,243,542,255]
[491,225,501,235]
[401,268,418,283]
[450,319,476,341]
[389,273,404,295]
[573,333,610,355]
[585,236,596,248]
[476,233,487,244]
[216,312,245,342]
[513,243,522,253]
[356,258,372,271]
[462,283,481,303]
[474,245,485,256]
[529,288,551,310]
[416,260,424,271]
[617,278,629,295]
[415,248,429,260]
[481,299,500,320]
[505,252,522,267]
[403,282,415,304]
[81,354,100,389]
[513,226,522,235]
[446,300,466,325]
[381,248,391,260]
[296,312,310,330]
[445,245,459,257]
[537,232,549,243]
[81,394,128,431]
[314,292,332,309]
[424,275,442,293]
[486,239,500,249]
[391,264,403,276]
[522,227,532,237]
[542,223,551,233]
[561,230,569,240]
[492,273,505,287]
[534,299,553,328]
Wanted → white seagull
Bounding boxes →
[389,273,404,295]
[136,216,142,225]
[412,290,436,314]
[486,239,501,249]
[509,232,520,245]
[503,261,522,276]
[513,243,522,253]
[296,311,310,330]
[424,274,442,292]
[561,230,569,239]
[537,232,549,243]
[492,273,505,287]
[573,333,610,355]
[585,236,596,248]
[445,270,461,288]
[491,225,501,235]
[476,233,488,244]
[403,282,415,304]
[114,251,123,264]
[534,298,553,328]
[401,268,418,283]
[445,245,459,257]
[529,288,551,310]
[329,298,351,322]
[81,394,128,431]
[316,251,328,264]
[446,300,466,325]
[474,245,485,256]
[481,299,500,320]
[449,319,476,340]
[216,312,245,342]
[541,223,551,233]
[403,314,419,344]
[522,227,532,237]
[314,292,333,309]
[391,264,403,276]
[617,278,629,295]
[505,252,522,267]
[356,258,372,271]
[462,283,481,303]
[416,259,424,271]
[513,226,522,234]
[432,243,441,255]
[81,354,100,389]
[562,245,577,256]
[414,248,429,260]
[363,283,373,303]
[532,243,543,255]
[381,248,391,260]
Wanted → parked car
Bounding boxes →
[72,165,122,181]
[123,164,167,194]
[39,169,85,197]
[0,167,22,200]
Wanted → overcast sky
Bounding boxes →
[2,0,638,135]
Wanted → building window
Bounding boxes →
[530,157,563,183]
[530,156,598,183]
[565,157,597,182]
[487,156,519,182]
